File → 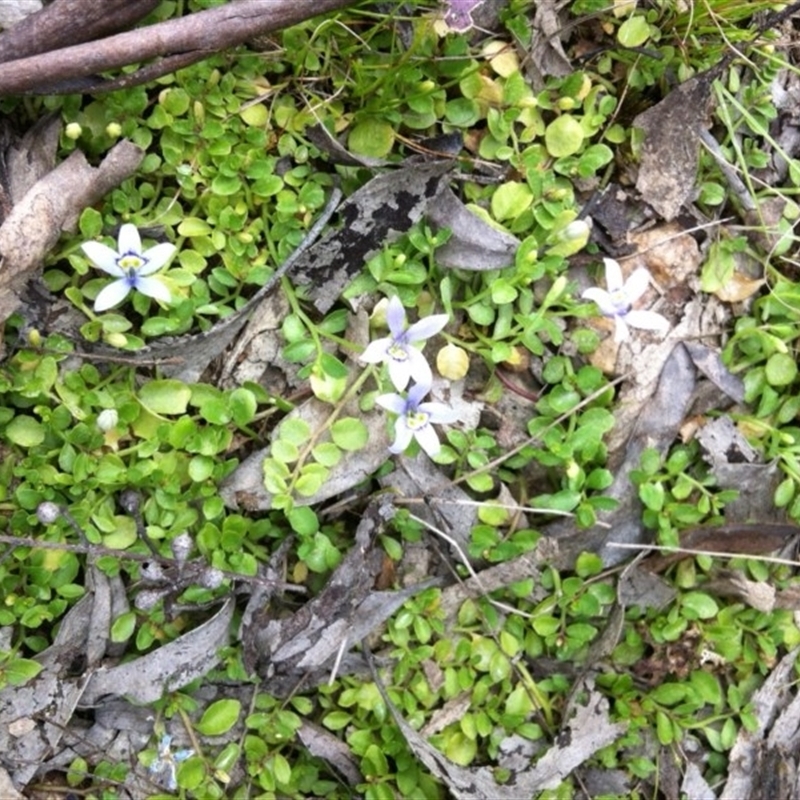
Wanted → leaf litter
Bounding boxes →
[5,2,800,797]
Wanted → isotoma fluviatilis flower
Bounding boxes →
[361,295,449,391]
[81,223,175,312]
[581,258,669,343]
[376,381,458,457]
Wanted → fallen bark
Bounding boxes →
[0,0,359,95]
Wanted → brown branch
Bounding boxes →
[0,0,359,96]
[0,0,161,64]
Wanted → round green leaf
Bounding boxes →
[196,698,241,737]
[348,119,395,158]
[491,181,533,222]
[330,418,368,451]
[230,388,258,426]
[5,415,46,447]
[311,442,343,467]
[138,379,191,415]
[545,115,585,158]
[765,352,797,387]
[240,103,269,127]
[279,418,311,446]
[618,16,651,48]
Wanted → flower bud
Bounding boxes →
[97,409,118,432]
[436,343,470,380]
[105,122,122,138]
[65,122,82,140]
[36,502,61,525]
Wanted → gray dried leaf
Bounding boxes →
[684,341,745,404]
[221,392,389,512]
[426,186,519,270]
[80,597,234,706]
[634,73,716,220]
[292,161,452,312]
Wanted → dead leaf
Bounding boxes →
[426,186,520,269]
[221,391,390,512]
[634,73,717,220]
[292,161,453,312]
[80,597,234,706]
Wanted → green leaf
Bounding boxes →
[639,481,665,511]
[491,182,533,221]
[681,591,719,620]
[196,698,241,736]
[103,517,137,550]
[240,103,269,127]
[690,669,722,705]
[5,415,46,447]
[348,119,395,158]
[765,352,797,387]
[5,657,43,686]
[139,379,191,415]
[79,207,103,240]
[229,388,258,426]
[176,756,206,790]
[295,464,329,497]
[110,611,137,643]
[330,418,368,451]
[312,442,342,467]
[618,15,651,47]
[655,710,674,745]
[280,418,311,446]
[545,115,585,158]
[287,506,319,536]
[177,217,212,236]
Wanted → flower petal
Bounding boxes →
[94,279,132,311]
[603,258,625,292]
[376,392,407,415]
[613,317,630,342]
[388,357,413,391]
[389,420,414,453]
[138,243,176,275]
[360,338,392,364]
[582,288,617,317]
[419,401,459,424]
[407,381,431,405]
[117,223,143,256]
[414,424,442,457]
[406,313,449,342]
[624,268,652,304]
[406,348,433,387]
[624,309,670,335]
[134,276,172,304]
[386,296,407,337]
[81,242,125,276]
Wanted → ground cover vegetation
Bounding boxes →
[2,0,800,797]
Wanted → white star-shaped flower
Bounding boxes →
[376,381,458,457]
[81,224,175,312]
[582,258,670,342]
[360,296,449,391]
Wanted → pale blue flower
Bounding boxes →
[582,258,669,342]
[81,223,175,312]
[361,296,449,391]
[376,381,458,457]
